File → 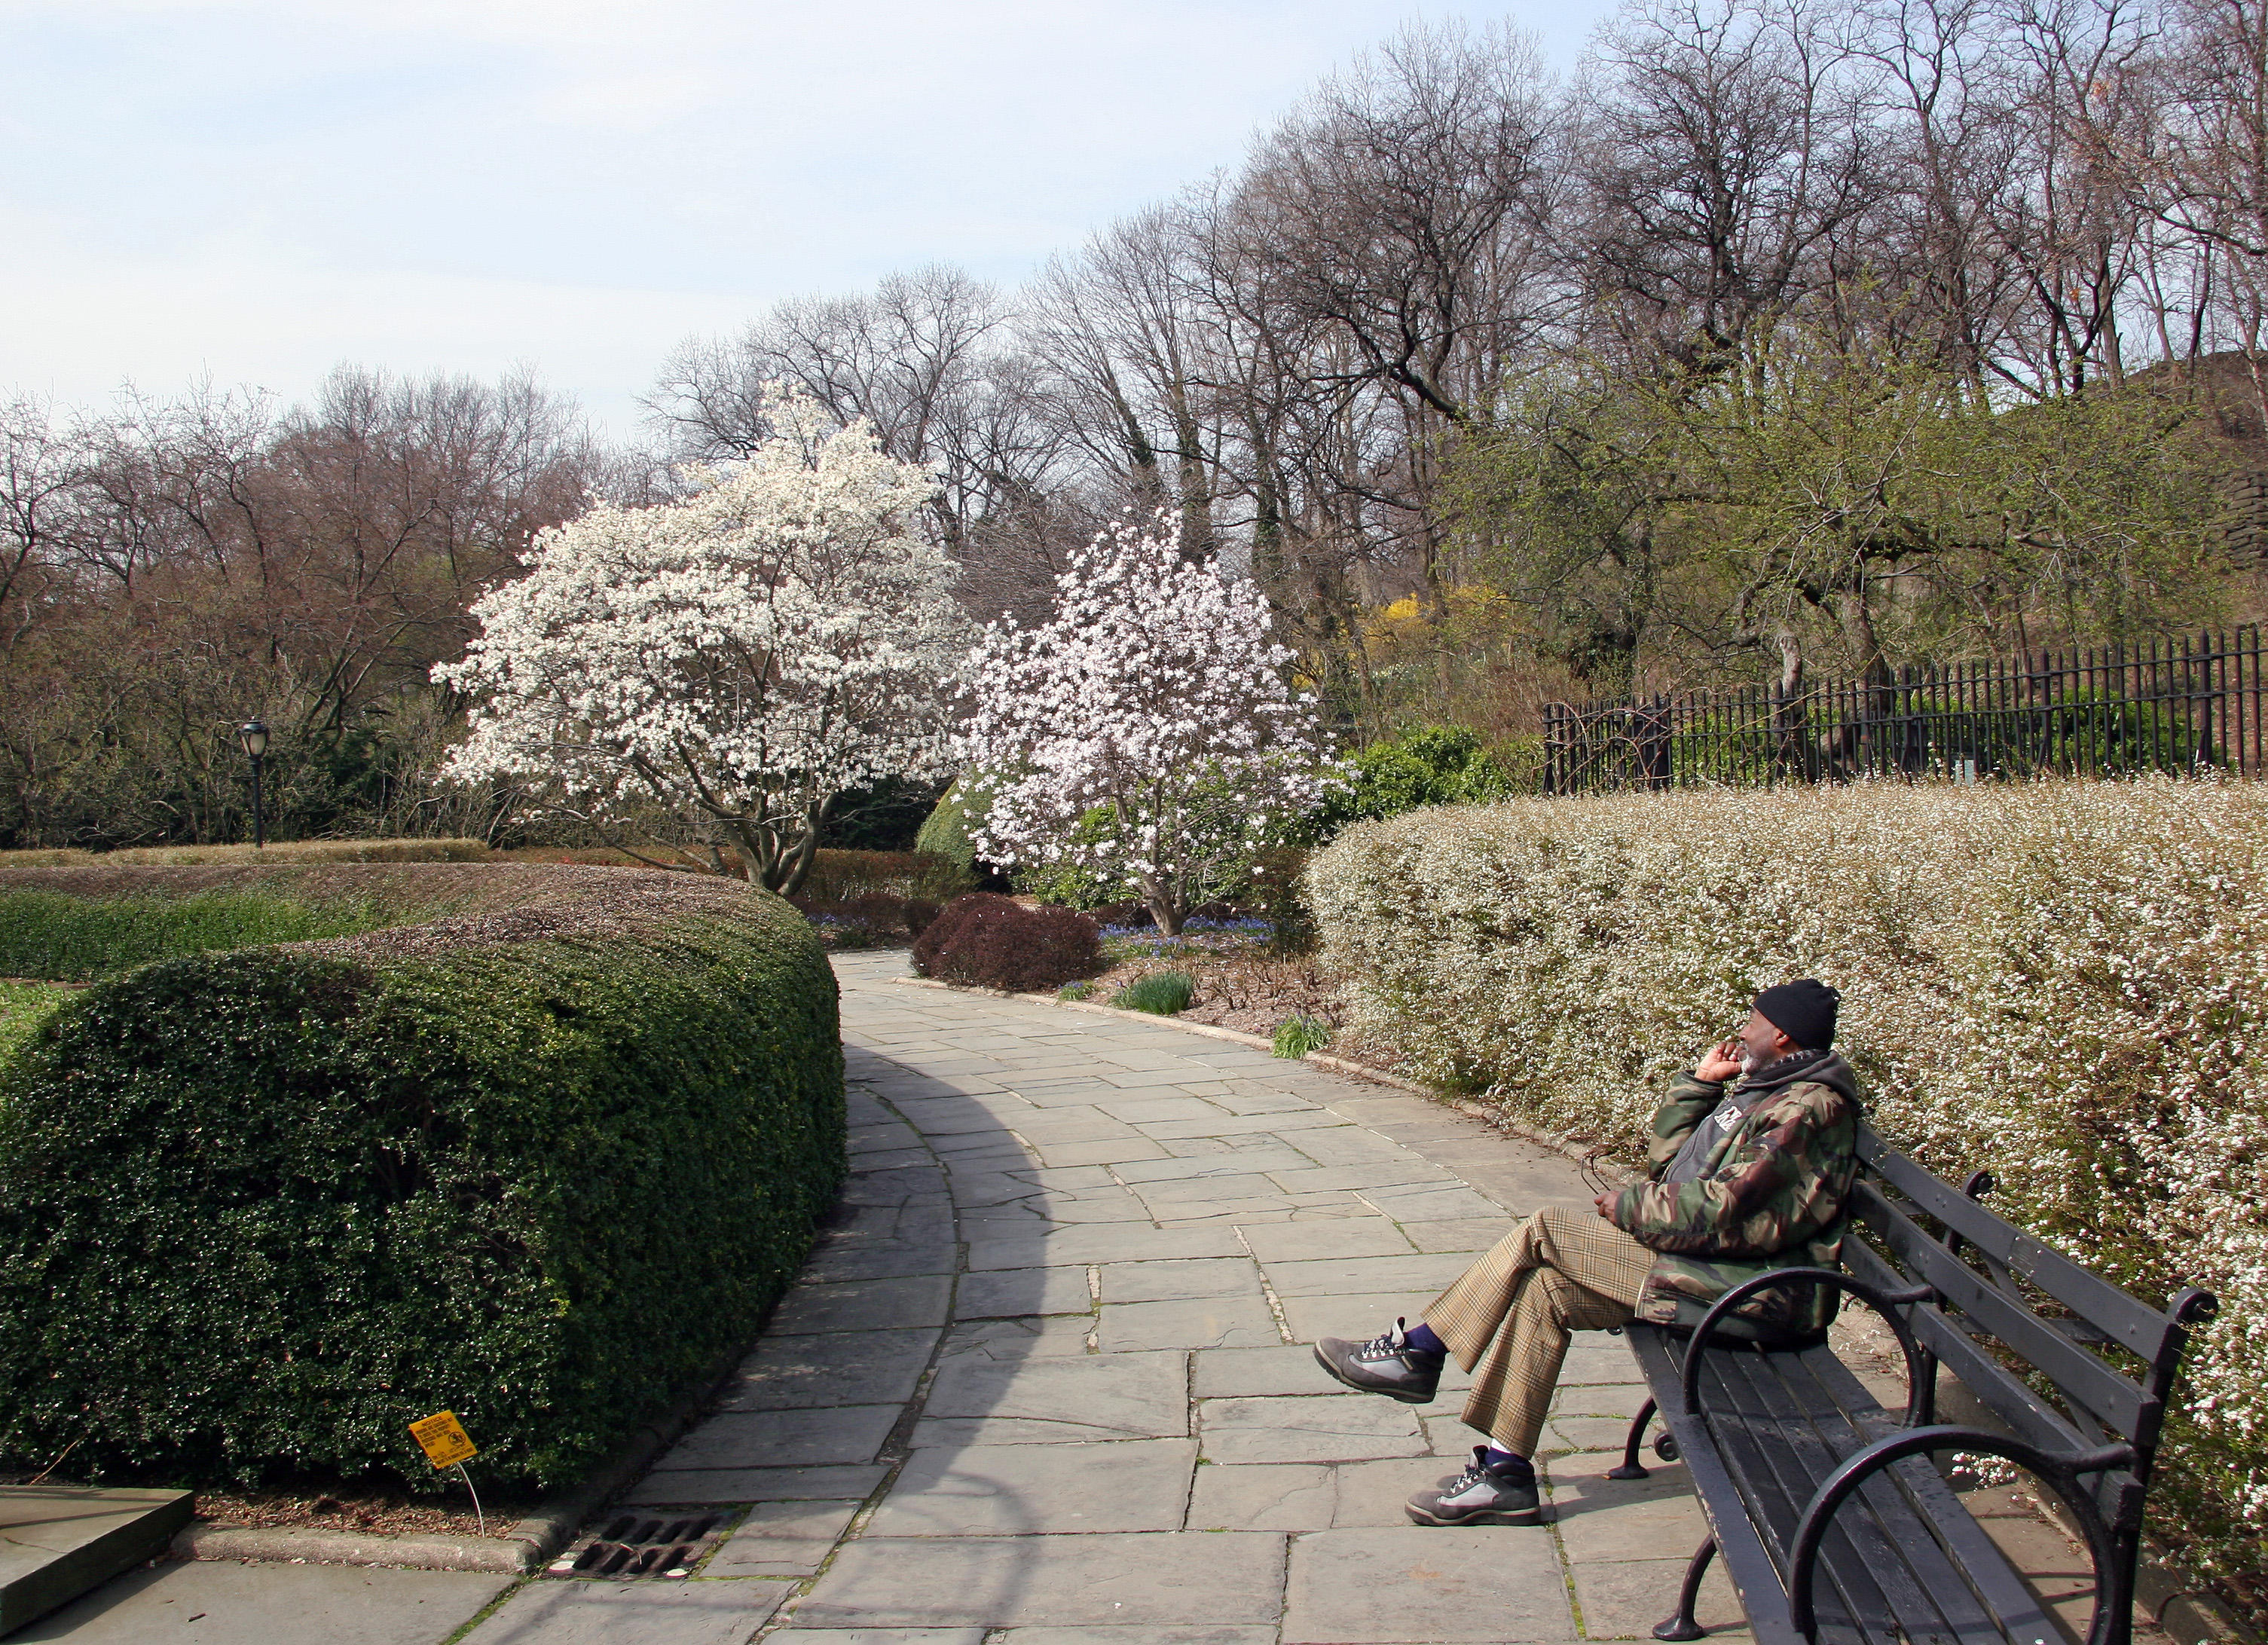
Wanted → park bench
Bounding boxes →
[1607,1125,2217,1645]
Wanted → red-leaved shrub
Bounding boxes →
[911,894,1104,992]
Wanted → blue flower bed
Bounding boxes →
[1099,916,1271,963]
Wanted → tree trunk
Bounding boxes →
[1137,872,1184,937]
[773,798,830,897]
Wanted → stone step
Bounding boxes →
[0,1484,194,1635]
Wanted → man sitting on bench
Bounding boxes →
[1314,980,1861,1528]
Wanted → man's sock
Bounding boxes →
[1481,1445,1533,1478]
[1402,1320,1447,1358]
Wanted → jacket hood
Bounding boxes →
[1738,1046,1860,1104]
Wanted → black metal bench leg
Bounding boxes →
[1606,1396,1657,1481]
[1651,1536,1716,1642]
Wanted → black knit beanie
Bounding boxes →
[1753,979,1840,1050]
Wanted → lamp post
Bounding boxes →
[237,720,269,849]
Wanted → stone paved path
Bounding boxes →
[453,950,1753,1645]
[25,948,2104,1644]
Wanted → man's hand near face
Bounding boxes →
[1595,1035,1759,1218]
[1694,1038,1744,1084]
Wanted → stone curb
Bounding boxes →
[171,1334,753,1572]
[886,966,2255,1645]
[170,1525,531,1573]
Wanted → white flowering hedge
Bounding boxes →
[1308,778,2266,1589]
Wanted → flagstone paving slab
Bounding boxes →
[915,1350,1189,1442]
[767,1275,954,1335]
[769,1633,986,1645]
[705,1500,866,1576]
[14,1562,511,1645]
[1095,1295,1282,1352]
[939,1317,1099,1360]
[787,1532,1289,1628]
[717,1328,939,1411]
[1236,1218,1417,1263]
[1274,1289,1453,1344]
[464,1578,792,1643]
[1566,1558,1750,1642]
[651,1404,900,1470]
[988,1631,1279,1645]
[867,1440,1198,1536]
[1259,1252,1483,1296]
[619,1463,891,1508]
[1099,1257,1268,1304]
[1185,1462,1337,1531]
[1280,1527,1577,1643]
[955,1267,1096,1319]
[1197,1394,1429,1465]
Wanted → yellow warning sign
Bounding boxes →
[409,1411,478,1470]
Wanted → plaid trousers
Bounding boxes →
[1423,1203,1655,1457]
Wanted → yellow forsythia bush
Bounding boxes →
[1307,777,2267,1593]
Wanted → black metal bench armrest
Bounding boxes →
[1679,1267,1936,1422]
[1787,1425,2138,1645]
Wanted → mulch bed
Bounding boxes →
[1083,946,1355,1045]
[191,1488,518,1538]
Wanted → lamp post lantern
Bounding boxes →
[237,721,270,849]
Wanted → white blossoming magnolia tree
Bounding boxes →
[436,388,961,894]
[958,511,1335,934]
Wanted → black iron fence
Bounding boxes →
[1541,628,2268,794]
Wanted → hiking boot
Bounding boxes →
[1405,1446,1542,1527]
[1313,1319,1444,1404]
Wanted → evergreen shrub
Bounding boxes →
[0,864,842,1494]
[911,894,1103,992]
[0,888,398,980]
[1307,778,2268,1596]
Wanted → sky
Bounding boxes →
[1,1,1620,438]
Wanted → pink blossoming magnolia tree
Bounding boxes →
[958,510,1336,934]
[436,387,961,893]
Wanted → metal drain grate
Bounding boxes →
[546,1511,729,1579]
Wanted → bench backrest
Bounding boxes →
[1840,1125,2217,1536]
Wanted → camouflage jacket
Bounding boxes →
[1607,1050,1863,1341]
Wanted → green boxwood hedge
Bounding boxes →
[0,864,843,1494]
[0,888,399,980]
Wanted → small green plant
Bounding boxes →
[1111,971,1197,1015]
[1273,1014,1333,1059]
[1056,980,1096,1002]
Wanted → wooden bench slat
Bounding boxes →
[1841,1238,2101,1461]
[1767,1347,2062,1645]
[1630,1328,1814,1645]
[1850,1185,2151,1441]
[1697,1350,1958,1644]
[1857,1132,2177,1365]
[1922,1305,2148,1533]
[1757,1350,1998,1645]
[1631,1325,2077,1645]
